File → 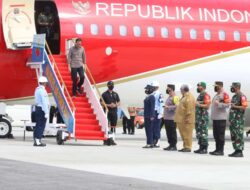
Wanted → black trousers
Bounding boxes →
[122,116,128,133]
[71,66,85,96]
[213,120,226,152]
[34,107,47,139]
[128,116,135,134]
[164,120,177,147]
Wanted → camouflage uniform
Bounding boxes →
[195,92,210,146]
[229,93,248,151]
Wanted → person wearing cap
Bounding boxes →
[194,82,211,154]
[68,38,86,97]
[33,76,50,147]
[151,81,164,148]
[174,84,196,152]
[143,84,156,148]
[228,82,248,157]
[210,81,230,156]
[102,81,120,135]
[163,84,179,151]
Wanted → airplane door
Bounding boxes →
[2,0,36,49]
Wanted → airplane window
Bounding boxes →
[105,24,113,36]
[175,28,182,39]
[190,29,197,40]
[219,30,226,41]
[75,23,84,35]
[234,31,241,41]
[147,27,155,38]
[204,29,211,40]
[247,32,250,42]
[161,27,168,38]
[119,25,127,36]
[90,24,98,35]
[133,26,141,37]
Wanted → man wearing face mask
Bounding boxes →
[174,85,196,152]
[143,84,156,148]
[210,81,230,156]
[228,82,248,157]
[163,84,179,151]
[102,81,120,134]
[194,82,211,154]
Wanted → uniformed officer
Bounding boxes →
[102,81,120,134]
[151,81,164,148]
[210,81,230,156]
[194,82,211,154]
[143,84,156,148]
[34,76,50,147]
[228,82,248,157]
[163,84,179,151]
[174,85,196,152]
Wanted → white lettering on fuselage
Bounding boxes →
[95,2,250,24]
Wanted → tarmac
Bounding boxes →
[1,127,250,190]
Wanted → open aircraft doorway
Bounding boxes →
[35,0,60,54]
[2,0,36,49]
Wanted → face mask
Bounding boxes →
[231,87,236,93]
[197,88,201,93]
[145,89,149,94]
[214,86,219,92]
[108,85,114,90]
[166,89,170,94]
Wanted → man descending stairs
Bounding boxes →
[51,53,107,141]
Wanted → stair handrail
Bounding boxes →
[85,65,109,113]
[45,42,76,113]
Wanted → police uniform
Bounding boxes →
[163,84,179,151]
[210,81,230,155]
[34,77,50,146]
[102,89,120,133]
[143,85,156,148]
[194,82,211,154]
[228,82,248,157]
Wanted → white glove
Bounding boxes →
[157,114,163,119]
[45,114,49,119]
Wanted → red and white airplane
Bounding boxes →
[0,0,250,110]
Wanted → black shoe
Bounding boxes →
[198,149,208,154]
[130,132,135,135]
[209,150,217,155]
[142,145,153,148]
[153,144,160,148]
[210,151,224,156]
[122,132,127,134]
[178,148,191,152]
[228,151,243,158]
[163,146,171,151]
[194,147,201,154]
[77,87,83,94]
[111,141,117,146]
[246,131,250,137]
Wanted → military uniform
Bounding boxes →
[228,82,248,157]
[194,82,211,154]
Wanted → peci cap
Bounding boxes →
[214,81,223,87]
[231,82,241,88]
[107,81,114,86]
[197,82,206,89]
[167,84,175,91]
[38,76,48,83]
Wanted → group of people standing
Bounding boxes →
[143,81,248,158]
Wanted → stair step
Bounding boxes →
[75,130,104,137]
[75,125,101,131]
[75,113,96,119]
[75,136,107,141]
[74,102,91,107]
[76,107,93,113]
[76,118,98,125]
